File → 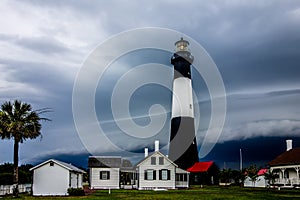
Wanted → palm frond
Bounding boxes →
[0,100,51,142]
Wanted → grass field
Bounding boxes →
[3,186,300,200]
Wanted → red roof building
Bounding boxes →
[269,148,300,166]
[187,161,214,173]
[257,169,268,176]
[187,161,219,185]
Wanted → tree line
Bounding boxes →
[219,164,278,186]
[0,163,33,185]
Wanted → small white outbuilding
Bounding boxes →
[30,159,85,196]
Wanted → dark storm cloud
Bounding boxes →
[266,89,300,97]
[225,88,300,104]
[215,88,300,140]
[0,58,73,96]
[227,89,300,122]
[195,87,300,158]
[219,119,300,142]
[205,137,300,169]
[196,2,300,94]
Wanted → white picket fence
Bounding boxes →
[0,184,31,196]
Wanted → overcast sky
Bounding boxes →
[1,0,300,169]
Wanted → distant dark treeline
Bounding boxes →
[0,163,33,185]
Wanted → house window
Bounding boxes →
[144,169,156,180]
[159,157,164,165]
[159,169,170,180]
[100,171,110,180]
[161,170,168,180]
[151,157,156,165]
[50,161,54,167]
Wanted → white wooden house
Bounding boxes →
[136,150,189,190]
[244,169,268,188]
[244,176,268,188]
[30,159,85,196]
[269,140,300,187]
[88,156,135,189]
[88,141,189,190]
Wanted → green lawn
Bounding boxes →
[3,186,300,200]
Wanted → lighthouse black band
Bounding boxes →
[169,117,199,170]
[171,54,192,79]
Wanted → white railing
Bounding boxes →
[0,184,31,196]
[175,181,189,188]
[274,178,300,186]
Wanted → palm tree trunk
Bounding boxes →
[13,139,19,196]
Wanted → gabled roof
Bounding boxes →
[88,156,121,168]
[176,167,189,174]
[135,151,178,168]
[269,148,300,166]
[187,161,214,173]
[121,159,134,171]
[88,156,133,170]
[30,159,86,173]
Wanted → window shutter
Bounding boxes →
[167,170,171,180]
[159,170,162,180]
[153,170,156,180]
[100,171,102,179]
[107,171,110,180]
[144,170,147,180]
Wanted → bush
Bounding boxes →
[67,188,85,196]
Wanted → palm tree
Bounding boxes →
[264,170,279,187]
[0,100,50,196]
[246,165,259,187]
[219,168,233,185]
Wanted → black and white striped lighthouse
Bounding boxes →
[169,38,199,170]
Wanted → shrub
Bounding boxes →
[67,188,85,196]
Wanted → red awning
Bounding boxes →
[187,161,214,173]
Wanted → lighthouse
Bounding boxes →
[168,38,199,170]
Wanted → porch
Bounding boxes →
[271,165,300,187]
[273,178,300,187]
[120,170,137,189]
